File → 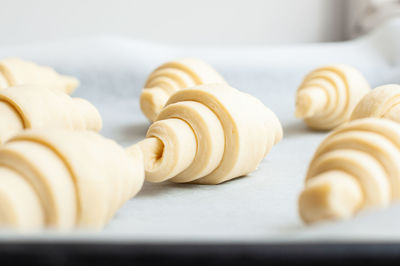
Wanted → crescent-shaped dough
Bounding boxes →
[299,118,400,224]
[140,58,226,121]
[295,65,370,130]
[0,129,144,230]
[135,83,283,184]
[351,84,400,123]
[0,85,102,143]
[0,58,79,94]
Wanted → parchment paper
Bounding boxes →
[0,18,399,243]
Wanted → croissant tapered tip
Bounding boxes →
[73,97,102,132]
[61,75,80,94]
[295,89,323,118]
[299,171,363,224]
[295,92,313,118]
[140,87,169,122]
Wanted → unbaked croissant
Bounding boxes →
[295,65,370,130]
[134,83,282,184]
[0,58,79,94]
[0,85,101,143]
[299,118,400,224]
[0,129,144,229]
[351,84,400,123]
[140,58,226,122]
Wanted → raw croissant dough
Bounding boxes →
[135,83,283,184]
[299,118,400,224]
[295,65,370,130]
[0,58,79,94]
[0,129,144,229]
[351,84,400,123]
[140,58,226,121]
[0,85,102,143]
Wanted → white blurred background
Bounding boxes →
[0,0,399,46]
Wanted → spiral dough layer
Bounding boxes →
[136,83,283,184]
[299,118,400,224]
[140,58,226,122]
[351,84,400,123]
[0,85,102,143]
[0,58,79,94]
[295,65,370,130]
[0,129,144,230]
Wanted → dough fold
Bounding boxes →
[140,58,226,121]
[0,58,79,94]
[0,129,144,229]
[295,65,370,130]
[136,83,283,184]
[0,85,102,143]
[351,84,400,123]
[299,118,400,224]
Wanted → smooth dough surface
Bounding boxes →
[0,129,145,230]
[299,118,400,224]
[0,58,79,94]
[0,85,102,143]
[295,65,370,130]
[136,83,283,184]
[140,58,227,121]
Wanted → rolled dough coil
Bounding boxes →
[295,65,370,130]
[134,83,283,185]
[0,58,79,94]
[140,58,226,122]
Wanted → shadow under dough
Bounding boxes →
[137,181,202,198]
[283,121,315,138]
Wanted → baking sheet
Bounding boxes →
[0,18,399,243]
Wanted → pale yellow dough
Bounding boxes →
[140,58,227,121]
[295,65,370,130]
[0,85,102,143]
[299,118,400,224]
[0,129,144,230]
[0,58,79,94]
[135,83,283,184]
[351,84,400,123]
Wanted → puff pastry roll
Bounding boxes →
[351,84,400,123]
[135,83,282,184]
[299,118,400,223]
[0,85,101,143]
[140,58,226,121]
[0,129,144,230]
[0,58,79,94]
[295,65,370,130]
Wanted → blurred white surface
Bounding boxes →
[0,0,349,45]
[0,18,399,242]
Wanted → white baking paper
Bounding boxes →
[0,18,399,243]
